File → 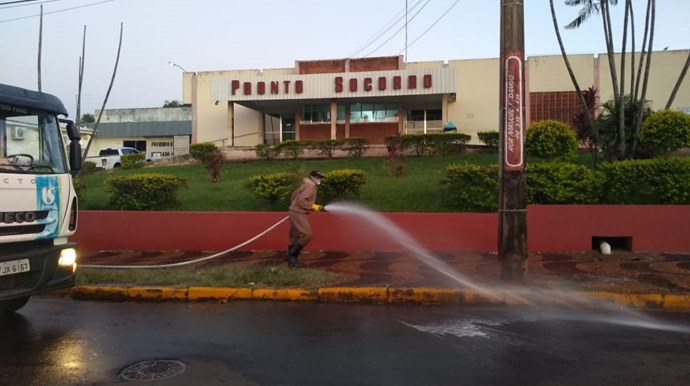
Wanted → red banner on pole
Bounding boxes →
[503,50,524,172]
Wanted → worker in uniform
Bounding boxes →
[286,170,325,268]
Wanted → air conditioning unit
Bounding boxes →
[12,126,25,140]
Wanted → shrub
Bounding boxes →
[190,143,223,182]
[320,169,367,202]
[73,177,86,202]
[477,131,499,149]
[400,134,429,156]
[189,142,218,163]
[638,110,690,157]
[526,120,578,160]
[246,172,297,206]
[80,160,99,175]
[600,157,690,204]
[106,173,187,210]
[428,133,471,156]
[442,163,498,212]
[121,153,146,169]
[255,144,281,160]
[310,139,344,159]
[344,137,368,158]
[276,140,305,160]
[383,134,405,177]
[527,162,602,204]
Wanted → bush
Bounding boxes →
[80,160,99,175]
[106,173,187,210]
[638,110,690,157]
[428,133,471,156]
[527,162,602,204]
[320,169,367,203]
[477,131,499,149]
[73,177,86,202]
[310,139,344,159]
[276,140,305,160]
[600,157,690,204]
[189,142,218,163]
[255,144,281,160]
[344,137,368,158]
[121,153,146,169]
[190,142,223,182]
[442,163,498,212]
[383,134,405,177]
[526,120,578,160]
[246,172,297,206]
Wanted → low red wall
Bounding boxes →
[71,206,690,253]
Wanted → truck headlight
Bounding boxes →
[59,248,78,272]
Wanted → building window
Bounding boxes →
[123,140,147,152]
[301,105,331,124]
[406,108,442,134]
[350,103,398,123]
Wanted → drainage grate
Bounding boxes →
[120,359,186,381]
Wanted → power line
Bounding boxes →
[397,0,461,55]
[0,0,62,9]
[0,0,118,23]
[362,0,432,58]
[349,0,424,58]
[0,0,40,6]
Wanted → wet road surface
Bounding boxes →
[1,297,690,385]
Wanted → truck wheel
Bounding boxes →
[0,296,31,315]
[114,163,121,168]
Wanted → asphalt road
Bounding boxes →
[2,297,690,386]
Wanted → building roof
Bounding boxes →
[90,120,191,138]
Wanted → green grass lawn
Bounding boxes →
[78,152,593,212]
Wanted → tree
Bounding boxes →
[552,0,664,160]
[163,100,182,108]
[81,113,95,123]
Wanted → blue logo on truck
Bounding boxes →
[35,176,60,239]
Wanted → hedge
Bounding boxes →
[599,157,690,204]
[106,173,187,210]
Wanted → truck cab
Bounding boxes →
[0,83,82,315]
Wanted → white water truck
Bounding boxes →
[0,83,82,315]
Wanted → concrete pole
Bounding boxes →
[498,0,527,281]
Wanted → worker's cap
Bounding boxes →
[310,170,324,178]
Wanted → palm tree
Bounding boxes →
[555,0,658,160]
[549,0,599,165]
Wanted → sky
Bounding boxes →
[1,0,689,118]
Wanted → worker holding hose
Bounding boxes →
[286,170,325,268]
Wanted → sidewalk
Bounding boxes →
[73,250,690,308]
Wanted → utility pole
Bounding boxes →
[498,0,527,282]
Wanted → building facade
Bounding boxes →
[178,50,689,147]
[86,106,192,160]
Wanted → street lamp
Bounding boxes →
[168,61,189,72]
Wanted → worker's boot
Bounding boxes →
[287,244,305,268]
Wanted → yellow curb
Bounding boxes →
[398,288,507,305]
[71,285,129,299]
[318,287,388,303]
[252,288,317,301]
[66,286,690,309]
[589,292,665,308]
[662,294,690,310]
[127,287,188,301]
[188,287,252,301]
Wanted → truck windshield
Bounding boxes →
[0,111,68,174]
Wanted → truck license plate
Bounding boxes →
[0,259,31,277]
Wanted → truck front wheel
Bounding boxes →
[0,296,31,315]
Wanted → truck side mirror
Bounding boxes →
[65,120,81,141]
[69,141,82,175]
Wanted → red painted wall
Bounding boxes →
[350,123,398,144]
[71,206,690,253]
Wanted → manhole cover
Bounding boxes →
[120,359,186,381]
